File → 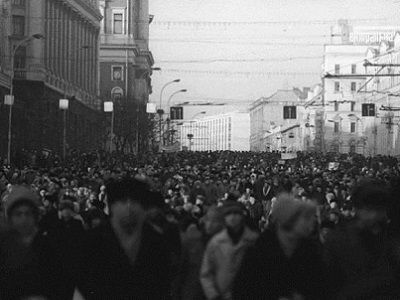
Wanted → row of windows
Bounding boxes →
[334,64,357,75]
[332,103,375,116]
[334,101,355,112]
[334,81,358,93]
[334,122,356,133]
[12,0,25,6]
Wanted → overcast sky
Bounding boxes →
[149,0,400,117]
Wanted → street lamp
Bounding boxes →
[167,89,187,108]
[159,79,180,110]
[59,99,69,160]
[158,79,180,146]
[165,89,187,146]
[135,67,161,154]
[187,133,194,151]
[191,111,206,119]
[5,33,44,165]
[104,101,114,152]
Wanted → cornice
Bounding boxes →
[62,0,102,28]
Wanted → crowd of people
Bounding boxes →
[1,150,400,299]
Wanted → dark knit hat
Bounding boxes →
[5,185,40,219]
[58,200,75,212]
[106,177,150,208]
[222,200,245,215]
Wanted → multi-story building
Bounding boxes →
[98,0,154,153]
[362,33,400,156]
[322,20,400,154]
[0,0,103,159]
[249,89,308,152]
[180,112,250,151]
[0,0,11,97]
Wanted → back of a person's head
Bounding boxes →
[270,192,316,231]
[351,179,390,210]
[106,177,150,208]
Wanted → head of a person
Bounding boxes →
[201,205,224,236]
[58,198,76,221]
[270,193,317,239]
[222,200,246,231]
[5,186,40,237]
[351,179,390,235]
[87,207,106,229]
[106,177,149,235]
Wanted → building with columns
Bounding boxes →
[0,0,103,160]
[98,0,154,153]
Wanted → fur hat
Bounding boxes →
[5,185,40,219]
[58,199,75,212]
[222,200,245,215]
[270,193,316,230]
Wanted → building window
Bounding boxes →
[361,103,375,116]
[351,82,357,92]
[350,122,356,133]
[334,101,339,111]
[12,0,25,6]
[334,82,340,93]
[111,66,123,81]
[335,64,340,74]
[12,15,25,36]
[351,64,357,74]
[350,144,356,153]
[14,46,26,69]
[334,122,339,133]
[351,102,355,111]
[113,13,123,34]
[283,106,297,119]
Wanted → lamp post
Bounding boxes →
[136,67,161,154]
[167,89,187,108]
[59,99,69,160]
[187,133,194,151]
[5,33,44,165]
[166,89,187,145]
[104,101,114,152]
[191,111,206,119]
[158,79,180,146]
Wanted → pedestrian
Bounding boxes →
[74,177,172,299]
[233,193,326,300]
[200,199,258,300]
[324,179,400,299]
[0,186,72,299]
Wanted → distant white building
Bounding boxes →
[362,32,400,156]
[249,89,309,152]
[180,112,250,151]
[322,20,400,154]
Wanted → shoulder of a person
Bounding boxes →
[208,228,229,245]
[243,226,259,240]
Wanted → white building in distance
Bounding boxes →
[180,111,250,151]
[322,20,400,154]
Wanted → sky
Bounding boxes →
[148,0,400,119]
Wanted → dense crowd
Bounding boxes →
[1,150,400,299]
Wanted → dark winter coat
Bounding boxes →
[0,229,73,300]
[75,222,172,300]
[233,229,327,300]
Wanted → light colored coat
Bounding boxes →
[200,227,258,300]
